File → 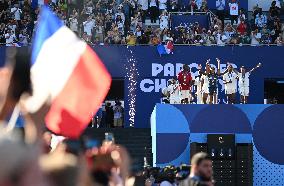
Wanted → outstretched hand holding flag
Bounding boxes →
[24,6,111,138]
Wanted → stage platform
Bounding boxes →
[151,104,284,185]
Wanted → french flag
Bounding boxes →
[157,39,174,56]
[25,6,111,138]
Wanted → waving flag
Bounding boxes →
[157,40,174,56]
[25,6,111,138]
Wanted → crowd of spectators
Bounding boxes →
[0,0,283,46]
[172,1,284,46]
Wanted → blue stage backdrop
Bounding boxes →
[1,46,284,128]
[151,104,284,185]
[92,46,284,128]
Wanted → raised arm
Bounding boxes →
[232,65,239,74]
[216,59,230,76]
[216,58,221,75]
[205,59,211,75]
[249,63,261,73]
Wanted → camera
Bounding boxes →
[143,165,191,184]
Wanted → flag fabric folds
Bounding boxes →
[26,6,111,138]
[157,40,174,56]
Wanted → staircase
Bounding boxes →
[82,128,152,172]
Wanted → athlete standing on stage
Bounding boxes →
[201,59,225,104]
[223,64,238,104]
[194,67,203,104]
[200,61,211,104]
[178,64,192,104]
[208,66,219,104]
[233,63,261,104]
[168,79,181,104]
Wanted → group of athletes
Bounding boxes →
[162,58,262,104]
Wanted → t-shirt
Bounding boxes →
[149,0,157,7]
[229,2,238,16]
[8,24,17,32]
[255,14,267,28]
[113,105,123,119]
[208,73,218,88]
[69,18,78,32]
[5,33,16,45]
[276,0,281,8]
[168,84,180,98]
[216,0,225,10]
[194,76,202,93]
[223,72,238,90]
[158,0,167,10]
[195,0,202,10]
[19,34,28,45]
[251,33,260,45]
[178,71,192,90]
[238,72,250,87]
[136,30,142,37]
[160,15,169,30]
[11,7,22,20]
[138,0,148,10]
[83,20,95,36]
[201,74,209,91]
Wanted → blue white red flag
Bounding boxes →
[25,6,111,138]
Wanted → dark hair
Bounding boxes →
[191,152,211,166]
[183,64,189,71]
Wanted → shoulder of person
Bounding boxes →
[179,177,203,186]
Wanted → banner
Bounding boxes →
[177,0,248,11]
[171,14,209,31]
